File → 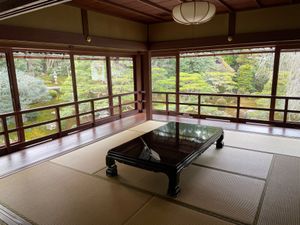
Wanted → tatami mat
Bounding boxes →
[128,120,167,133]
[97,164,265,224]
[125,197,234,225]
[194,146,273,179]
[225,130,300,157]
[0,162,151,225]
[51,130,143,174]
[257,155,300,225]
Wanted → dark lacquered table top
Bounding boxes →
[108,122,223,166]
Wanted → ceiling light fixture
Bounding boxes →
[172,1,216,25]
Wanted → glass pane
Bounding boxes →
[287,113,300,123]
[61,118,77,131]
[169,104,176,112]
[79,102,91,114]
[180,95,198,104]
[288,100,300,111]
[94,99,109,110]
[122,103,135,112]
[169,94,176,102]
[201,106,236,117]
[0,118,3,132]
[0,52,14,114]
[275,99,285,110]
[278,51,300,98]
[22,109,56,126]
[180,105,198,114]
[153,103,166,111]
[111,57,134,95]
[25,123,58,141]
[201,96,237,106]
[9,132,18,144]
[0,135,4,147]
[152,57,176,92]
[152,93,165,102]
[95,110,110,120]
[240,110,269,121]
[122,94,135,104]
[113,97,119,106]
[60,105,76,118]
[274,111,284,121]
[180,50,274,95]
[80,114,92,124]
[240,97,270,108]
[74,55,108,100]
[6,116,16,130]
[14,51,73,110]
[113,107,120,115]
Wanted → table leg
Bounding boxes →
[167,171,181,197]
[216,133,224,149]
[106,156,118,177]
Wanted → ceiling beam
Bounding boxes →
[81,9,90,42]
[137,0,171,14]
[216,0,234,13]
[228,12,236,41]
[255,0,263,8]
[94,0,164,21]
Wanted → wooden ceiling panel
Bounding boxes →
[260,0,291,6]
[69,0,300,24]
[222,0,258,10]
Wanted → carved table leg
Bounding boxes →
[216,132,224,149]
[106,156,118,177]
[167,171,181,197]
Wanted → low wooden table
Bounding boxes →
[106,122,224,197]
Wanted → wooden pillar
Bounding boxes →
[143,51,152,120]
[176,52,180,114]
[269,47,281,122]
[6,49,25,143]
[228,13,236,42]
[70,53,80,126]
[81,9,90,42]
[106,56,114,116]
[134,54,143,112]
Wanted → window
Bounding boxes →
[14,51,73,141]
[14,51,73,109]
[180,49,274,95]
[75,55,108,100]
[0,52,14,114]
[111,57,135,113]
[276,50,300,122]
[152,56,176,111]
[179,48,275,119]
[75,55,109,121]
[0,52,15,147]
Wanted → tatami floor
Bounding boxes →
[0,118,299,225]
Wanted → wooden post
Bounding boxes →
[176,52,180,114]
[283,98,289,123]
[228,13,236,41]
[134,54,143,112]
[81,9,90,42]
[55,106,62,137]
[6,49,25,143]
[143,51,152,120]
[237,96,241,121]
[269,47,281,122]
[70,53,80,126]
[106,56,114,116]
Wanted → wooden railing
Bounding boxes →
[0,91,144,155]
[152,91,300,128]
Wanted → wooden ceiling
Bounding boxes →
[69,0,300,24]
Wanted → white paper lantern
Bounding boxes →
[172,1,216,25]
